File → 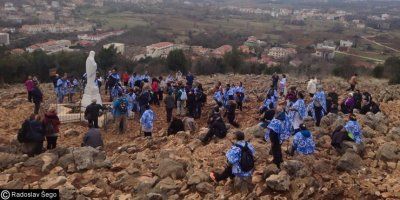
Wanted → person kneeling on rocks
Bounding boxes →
[167,116,184,135]
[210,131,255,191]
[82,123,104,149]
[289,124,315,156]
[201,107,227,144]
[331,114,363,152]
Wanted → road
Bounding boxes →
[335,51,384,63]
[361,36,400,53]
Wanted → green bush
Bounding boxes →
[371,65,384,78]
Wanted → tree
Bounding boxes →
[384,56,400,84]
[223,48,243,73]
[97,45,118,73]
[167,49,188,73]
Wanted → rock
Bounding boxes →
[244,124,266,138]
[341,141,365,156]
[187,139,202,152]
[377,142,400,161]
[70,147,111,171]
[337,150,362,172]
[0,153,28,170]
[387,127,400,141]
[40,153,59,172]
[282,160,309,178]
[187,171,209,185]
[0,174,11,187]
[64,129,80,137]
[40,175,67,188]
[134,176,159,193]
[155,158,186,179]
[265,171,290,191]
[57,182,77,200]
[146,193,163,200]
[263,164,279,179]
[290,177,318,200]
[155,177,180,192]
[320,113,339,131]
[196,182,214,193]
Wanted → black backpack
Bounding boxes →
[17,120,30,143]
[118,99,128,114]
[234,142,255,172]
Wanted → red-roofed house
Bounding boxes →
[146,42,176,58]
[213,45,232,58]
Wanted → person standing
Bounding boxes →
[186,72,195,87]
[43,107,61,150]
[31,82,43,115]
[107,68,121,101]
[271,73,279,91]
[307,77,317,97]
[56,74,68,103]
[25,76,34,102]
[140,104,155,138]
[85,99,105,128]
[288,92,307,133]
[235,82,245,111]
[279,74,287,96]
[112,92,129,134]
[122,71,130,86]
[138,85,151,116]
[176,86,187,116]
[347,73,358,91]
[266,111,286,169]
[164,91,175,122]
[310,85,326,127]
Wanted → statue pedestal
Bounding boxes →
[81,86,103,110]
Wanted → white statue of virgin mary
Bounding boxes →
[81,51,102,109]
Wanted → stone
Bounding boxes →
[265,171,290,191]
[187,171,209,185]
[196,182,214,193]
[188,139,202,152]
[387,127,400,141]
[282,160,309,178]
[263,164,279,179]
[337,150,362,172]
[146,193,163,200]
[40,175,67,188]
[290,177,318,200]
[71,147,111,171]
[57,182,77,200]
[40,153,59,172]
[155,158,186,179]
[64,129,80,137]
[0,153,28,170]
[377,142,400,161]
[0,174,11,187]
[134,176,158,193]
[244,124,266,138]
[155,177,180,192]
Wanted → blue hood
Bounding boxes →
[300,130,311,138]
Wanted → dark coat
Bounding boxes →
[31,87,43,104]
[85,103,104,119]
[82,128,104,148]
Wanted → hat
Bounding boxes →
[91,99,97,103]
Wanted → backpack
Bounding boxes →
[180,90,188,101]
[234,142,255,172]
[118,99,128,114]
[17,120,30,143]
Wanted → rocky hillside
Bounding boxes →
[0,74,400,200]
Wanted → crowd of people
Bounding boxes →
[19,70,381,191]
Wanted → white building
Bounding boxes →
[26,40,72,54]
[267,47,297,59]
[0,33,10,45]
[4,2,16,12]
[146,42,176,58]
[340,40,353,47]
[103,43,125,55]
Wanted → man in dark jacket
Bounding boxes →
[164,91,175,122]
[85,99,104,128]
[31,83,43,114]
[138,88,151,116]
[201,107,227,144]
[82,124,104,148]
[23,115,44,157]
[225,100,239,128]
[167,117,185,135]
